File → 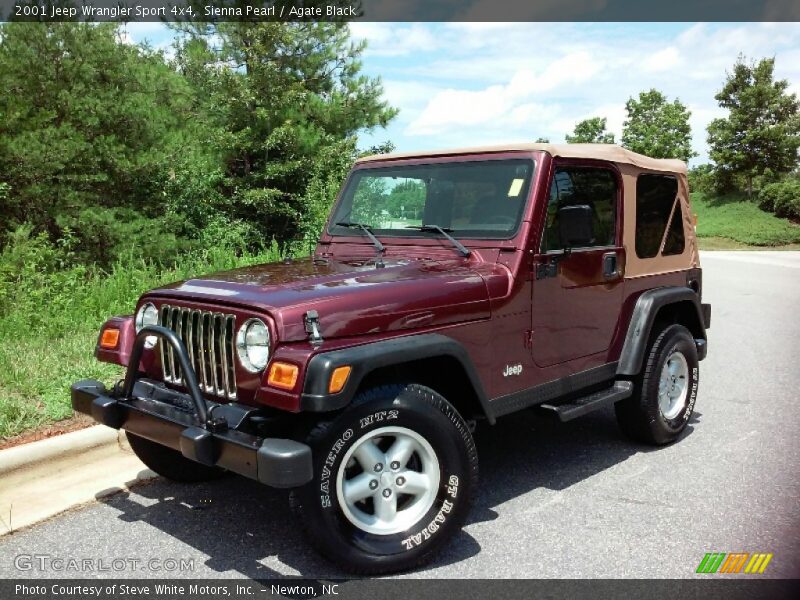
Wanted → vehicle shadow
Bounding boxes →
[99,407,699,579]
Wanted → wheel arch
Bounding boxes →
[300,334,495,424]
[617,286,708,377]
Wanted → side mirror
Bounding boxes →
[558,205,594,248]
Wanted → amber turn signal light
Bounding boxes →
[328,366,352,394]
[268,362,299,390]
[99,328,120,349]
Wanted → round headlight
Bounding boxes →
[236,318,270,373]
[135,302,159,349]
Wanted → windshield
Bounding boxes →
[329,158,535,239]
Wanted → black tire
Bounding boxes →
[290,384,478,575]
[615,324,699,445]
[126,432,227,483]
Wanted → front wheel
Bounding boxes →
[615,324,700,445]
[290,384,478,574]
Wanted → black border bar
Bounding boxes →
[2,0,799,23]
[3,579,800,599]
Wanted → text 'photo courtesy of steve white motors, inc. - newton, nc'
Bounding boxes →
[12,2,359,19]
[13,583,341,598]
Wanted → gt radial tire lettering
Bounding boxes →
[684,367,699,422]
[401,499,454,550]
[400,473,459,550]
[320,428,353,508]
[447,474,459,498]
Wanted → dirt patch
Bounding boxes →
[0,414,95,451]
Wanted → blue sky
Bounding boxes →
[126,22,800,165]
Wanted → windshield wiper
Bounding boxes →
[406,224,471,257]
[335,221,386,267]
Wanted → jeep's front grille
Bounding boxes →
[158,305,237,400]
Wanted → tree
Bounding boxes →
[0,21,194,263]
[534,137,550,143]
[173,18,398,246]
[565,117,614,144]
[621,89,696,162]
[707,56,800,196]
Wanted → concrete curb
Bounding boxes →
[0,425,121,477]
[0,425,156,535]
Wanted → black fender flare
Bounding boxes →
[617,286,709,377]
[300,333,494,422]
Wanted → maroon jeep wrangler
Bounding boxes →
[73,143,710,573]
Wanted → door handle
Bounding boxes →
[602,252,619,280]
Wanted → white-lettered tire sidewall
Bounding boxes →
[298,385,475,572]
[648,327,699,437]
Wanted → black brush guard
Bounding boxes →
[71,325,313,488]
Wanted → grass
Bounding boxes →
[698,237,800,250]
[692,191,800,247]
[0,242,283,441]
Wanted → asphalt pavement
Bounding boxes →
[1,251,798,579]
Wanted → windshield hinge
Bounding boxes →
[304,310,323,345]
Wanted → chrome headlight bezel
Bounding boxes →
[236,318,270,373]
[134,302,159,348]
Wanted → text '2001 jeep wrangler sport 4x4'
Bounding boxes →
[73,143,711,574]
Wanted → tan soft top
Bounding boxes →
[357,142,697,277]
[357,143,687,174]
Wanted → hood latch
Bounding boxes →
[304,310,323,345]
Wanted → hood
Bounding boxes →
[146,256,493,342]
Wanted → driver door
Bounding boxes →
[531,163,625,368]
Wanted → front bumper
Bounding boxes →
[72,325,313,488]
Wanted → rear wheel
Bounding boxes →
[126,432,226,483]
[615,324,699,445]
[290,384,478,574]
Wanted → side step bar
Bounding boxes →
[539,381,633,422]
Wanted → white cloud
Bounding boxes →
[367,22,800,165]
[407,51,601,136]
[643,46,680,72]
[348,23,439,57]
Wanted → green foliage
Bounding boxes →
[0,22,194,263]
[534,137,550,143]
[707,56,800,196]
[565,117,614,144]
[688,164,715,194]
[0,225,283,439]
[294,136,360,253]
[758,179,800,219]
[0,19,396,438]
[692,192,800,246]
[0,20,396,268]
[622,89,696,162]
[172,20,397,247]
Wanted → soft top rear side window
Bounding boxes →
[635,174,683,259]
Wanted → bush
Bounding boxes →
[688,165,715,194]
[55,206,193,269]
[687,164,744,195]
[759,179,800,219]
[0,222,285,439]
